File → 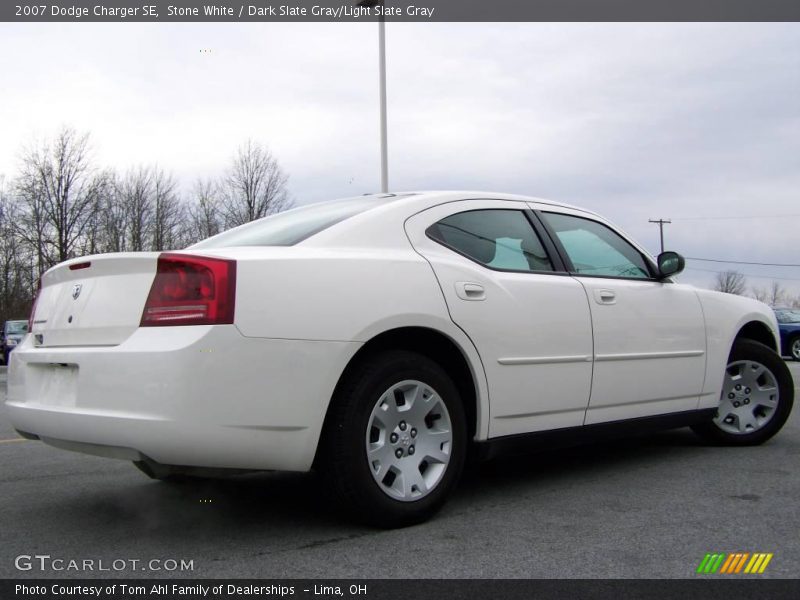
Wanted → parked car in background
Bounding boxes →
[774,308,800,361]
[3,320,28,365]
[5,192,795,527]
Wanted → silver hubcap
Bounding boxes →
[365,379,452,502]
[792,339,800,360]
[715,360,779,434]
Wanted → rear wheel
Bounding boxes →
[319,350,467,528]
[692,339,794,445]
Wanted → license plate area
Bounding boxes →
[27,363,79,408]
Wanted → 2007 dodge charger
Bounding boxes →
[7,191,794,527]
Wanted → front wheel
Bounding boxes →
[790,336,800,362]
[692,339,794,445]
[319,350,467,528]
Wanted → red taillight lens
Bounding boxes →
[28,278,42,331]
[140,253,236,327]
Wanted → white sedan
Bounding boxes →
[7,191,794,527]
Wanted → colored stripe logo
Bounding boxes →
[696,552,773,574]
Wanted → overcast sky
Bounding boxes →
[1,23,798,295]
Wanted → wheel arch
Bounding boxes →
[313,326,487,468]
[734,320,778,353]
[693,289,783,411]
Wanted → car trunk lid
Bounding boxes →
[31,253,159,347]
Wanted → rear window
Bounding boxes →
[190,196,395,249]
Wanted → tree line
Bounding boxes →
[713,270,800,308]
[3,126,797,326]
[0,127,292,324]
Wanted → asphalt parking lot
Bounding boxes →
[0,363,798,579]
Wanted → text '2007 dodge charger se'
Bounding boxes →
[6,192,794,527]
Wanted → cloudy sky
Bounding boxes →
[1,23,798,295]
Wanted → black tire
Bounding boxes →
[318,350,467,528]
[692,339,794,445]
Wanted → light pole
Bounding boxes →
[358,0,389,192]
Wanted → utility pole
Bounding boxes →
[649,218,672,253]
[358,0,389,192]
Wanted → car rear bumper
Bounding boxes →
[6,326,360,471]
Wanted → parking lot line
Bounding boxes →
[0,438,27,444]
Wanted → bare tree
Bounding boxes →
[0,179,34,322]
[93,170,129,253]
[714,270,747,295]
[752,281,786,306]
[767,281,786,307]
[120,166,154,251]
[150,167,183,251]
[220,140,292,227]
[14,157,53,276]
[16,127,101,266]
[186,178,222,243]
[3,128,296,325]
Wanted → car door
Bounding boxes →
[535,207,707,425]
[405,199,594,437]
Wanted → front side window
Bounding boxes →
[427,209,554,272]
[541,212,652,279]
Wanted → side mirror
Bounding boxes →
[657,251,685,279]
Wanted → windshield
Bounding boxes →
[775,309,800,324]
[5,321,28,335]
[190,196,396,249]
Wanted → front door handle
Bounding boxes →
[455,282,486,301]
[594,289,616,305]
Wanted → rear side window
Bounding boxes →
[427,209,554,272]
[190,196,395,249]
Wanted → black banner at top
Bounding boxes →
[3,0,800,23]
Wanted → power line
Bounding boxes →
[672,214,800,221]
[685,257,800,267]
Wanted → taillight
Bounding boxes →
[140,253,236,327]
[28,278,41,331]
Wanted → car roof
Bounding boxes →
[362,190,595,214]
[297,190,607,251]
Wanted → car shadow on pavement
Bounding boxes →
[46,427,709,539]
[463,427,706,487]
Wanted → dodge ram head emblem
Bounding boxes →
[72,283,82,300]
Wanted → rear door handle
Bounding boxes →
[594,289,616,305]
[455,282,486,301]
